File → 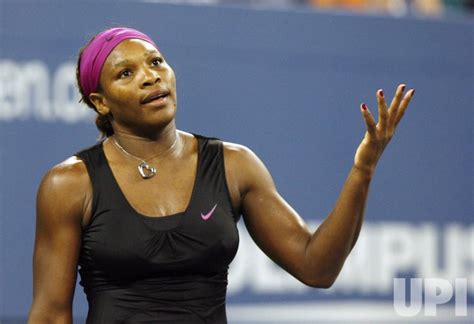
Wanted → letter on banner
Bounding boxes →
[379,223,417,293]
[23,61,52,121]
[0,60,25,120]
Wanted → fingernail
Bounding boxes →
[411,89,415,96]
[379,90,384,98]
[401,84,406,92]
[362,103,367,110]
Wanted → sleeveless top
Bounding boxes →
[74,133,240,324]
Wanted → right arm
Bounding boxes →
[28,157,91,323]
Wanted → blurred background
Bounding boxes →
[140,0,474,17]
[0,0,472,323]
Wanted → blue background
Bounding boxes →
[0,0,472,322]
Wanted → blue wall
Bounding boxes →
[1,0,472,322]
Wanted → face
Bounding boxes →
[89,39,177,134]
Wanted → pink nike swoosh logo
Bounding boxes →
[201,204,217,221]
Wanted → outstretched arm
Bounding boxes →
[236,84,415,288]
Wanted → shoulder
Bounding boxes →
[222,140,276,195]
[222,141,251,158]
[41,139,104,192]
[222,141,261,170]
[40,156,90,190]
[222,140,269,169]
[182,130,270,174]
[37,156,91,219]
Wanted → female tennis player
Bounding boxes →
[28,27,414,323]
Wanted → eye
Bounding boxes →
[152,57,163,66]
[119,69,131,78]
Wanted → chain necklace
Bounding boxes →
[112,135,181,179]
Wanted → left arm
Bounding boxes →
[232,84,415,288]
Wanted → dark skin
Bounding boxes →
[28,39,414,323]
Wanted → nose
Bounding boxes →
[140,68,160,88]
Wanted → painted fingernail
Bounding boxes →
[411,89,415,96]
[401,84,406,92]
[362,103,367,110]
[379,90,384,98]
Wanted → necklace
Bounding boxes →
[112,135,180,179]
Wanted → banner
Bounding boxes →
[1,1,472,322]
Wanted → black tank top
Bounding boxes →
[74,133,240,323]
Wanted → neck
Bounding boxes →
[109,123,183,161]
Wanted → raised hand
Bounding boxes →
[354,84,415,175]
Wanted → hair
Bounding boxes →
[76,38,114,140]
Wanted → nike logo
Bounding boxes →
[201,204,217,221]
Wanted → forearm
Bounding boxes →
[348,165,372,251]
[304,165,372,286]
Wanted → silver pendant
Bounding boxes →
[138,162,157,179]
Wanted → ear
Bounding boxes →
[89,92,110,116]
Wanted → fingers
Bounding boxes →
[377,89,389,130]
[360,84,415,135]
[360,103,376,136]
[388,84,405,128]
[395,89,415,127]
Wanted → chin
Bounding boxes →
[147,106,177,129]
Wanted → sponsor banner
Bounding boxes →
[229,223,474,299]
[1,1,472,322]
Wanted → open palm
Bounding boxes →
[354,84,415,174]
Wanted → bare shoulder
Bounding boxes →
[222,141,251,158]
[222,141,276,195]
[37,156,91,224]
[40,156,90,192]
[222,141,256,170]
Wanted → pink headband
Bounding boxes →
[79,27,158,98]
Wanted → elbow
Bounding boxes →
[28,313,72,324]
[28,307,72,324]
[298,252,347,289]
[301,275,337,289]
[298,267,340,289]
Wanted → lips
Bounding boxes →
[141,90,170,105]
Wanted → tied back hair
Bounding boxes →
[76,40,114,140]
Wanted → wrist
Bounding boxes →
[352,163,375,179]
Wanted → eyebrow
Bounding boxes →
[144,49,161,57]
[113,59,130,68]
[112,50,161,68]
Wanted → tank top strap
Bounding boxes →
[74,141,106,181]
[192,133,240,222]
[74,141,107,218]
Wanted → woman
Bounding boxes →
[28,27,414,323]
